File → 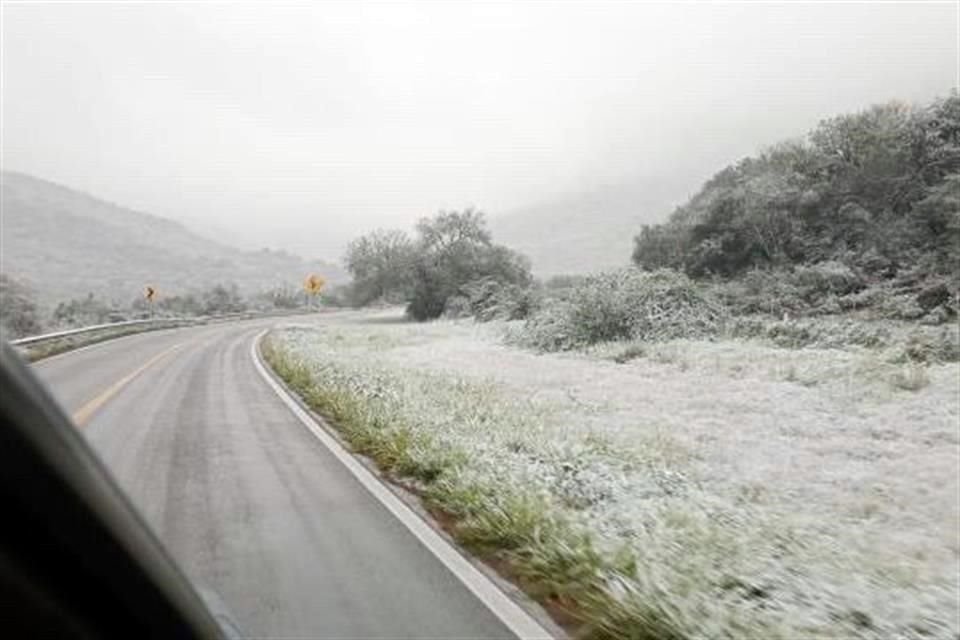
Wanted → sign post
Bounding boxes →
[303,274,325,310]
[144,286,157,317]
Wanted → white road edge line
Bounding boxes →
[250,330,554,640]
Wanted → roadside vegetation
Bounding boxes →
[263,93,959,639]
[341,208,532,319]
[336,94,958,332]
[264,313,958,639]
[0,274,43,339]
[0,275,323,342]
[632,96,958,286]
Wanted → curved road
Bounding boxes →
[31,317,542,639]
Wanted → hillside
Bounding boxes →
[633,94,959,283]
[489,178,692,277]
[0,171,346,307]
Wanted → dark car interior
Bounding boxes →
[0,342,230,638]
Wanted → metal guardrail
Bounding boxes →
[8,308,320,348]
[9,318,189,347]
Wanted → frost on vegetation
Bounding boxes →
[269,324,960,640]
[502,265,959,371]
[729,314,960,362]
[510,268,728,352]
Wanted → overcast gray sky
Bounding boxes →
[2,1,957,260]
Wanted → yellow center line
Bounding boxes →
[71,342,184,427]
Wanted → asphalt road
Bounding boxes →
[31,318,528,639]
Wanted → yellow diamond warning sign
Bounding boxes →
[304,274,326,295]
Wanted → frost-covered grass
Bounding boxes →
[265,309,960,640]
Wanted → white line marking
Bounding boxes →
[250,330,554,640]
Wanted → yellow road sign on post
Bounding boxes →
[304,274,326,296]
[145,286,157,302]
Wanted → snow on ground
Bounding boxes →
[275,309,960,638]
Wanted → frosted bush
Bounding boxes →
[792,260,865,296]
[513,268,728,351]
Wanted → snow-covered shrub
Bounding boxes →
[791,260,865,297]
[514,268,728,351]
[894,327,960,363]
[728,314,960,363]
[506,299,581,351]
[461,277,536,322]
[442,295,472,319]
[713,269,806,317]
[714,262,867,318]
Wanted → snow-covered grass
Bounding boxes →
[265,309,960,639]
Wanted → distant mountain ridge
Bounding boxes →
[0,171,346,306]
[489,178,692,276]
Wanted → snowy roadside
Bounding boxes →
[266,310,959,639]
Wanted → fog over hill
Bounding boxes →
[0,171,346,307]
[489,177,694,276]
